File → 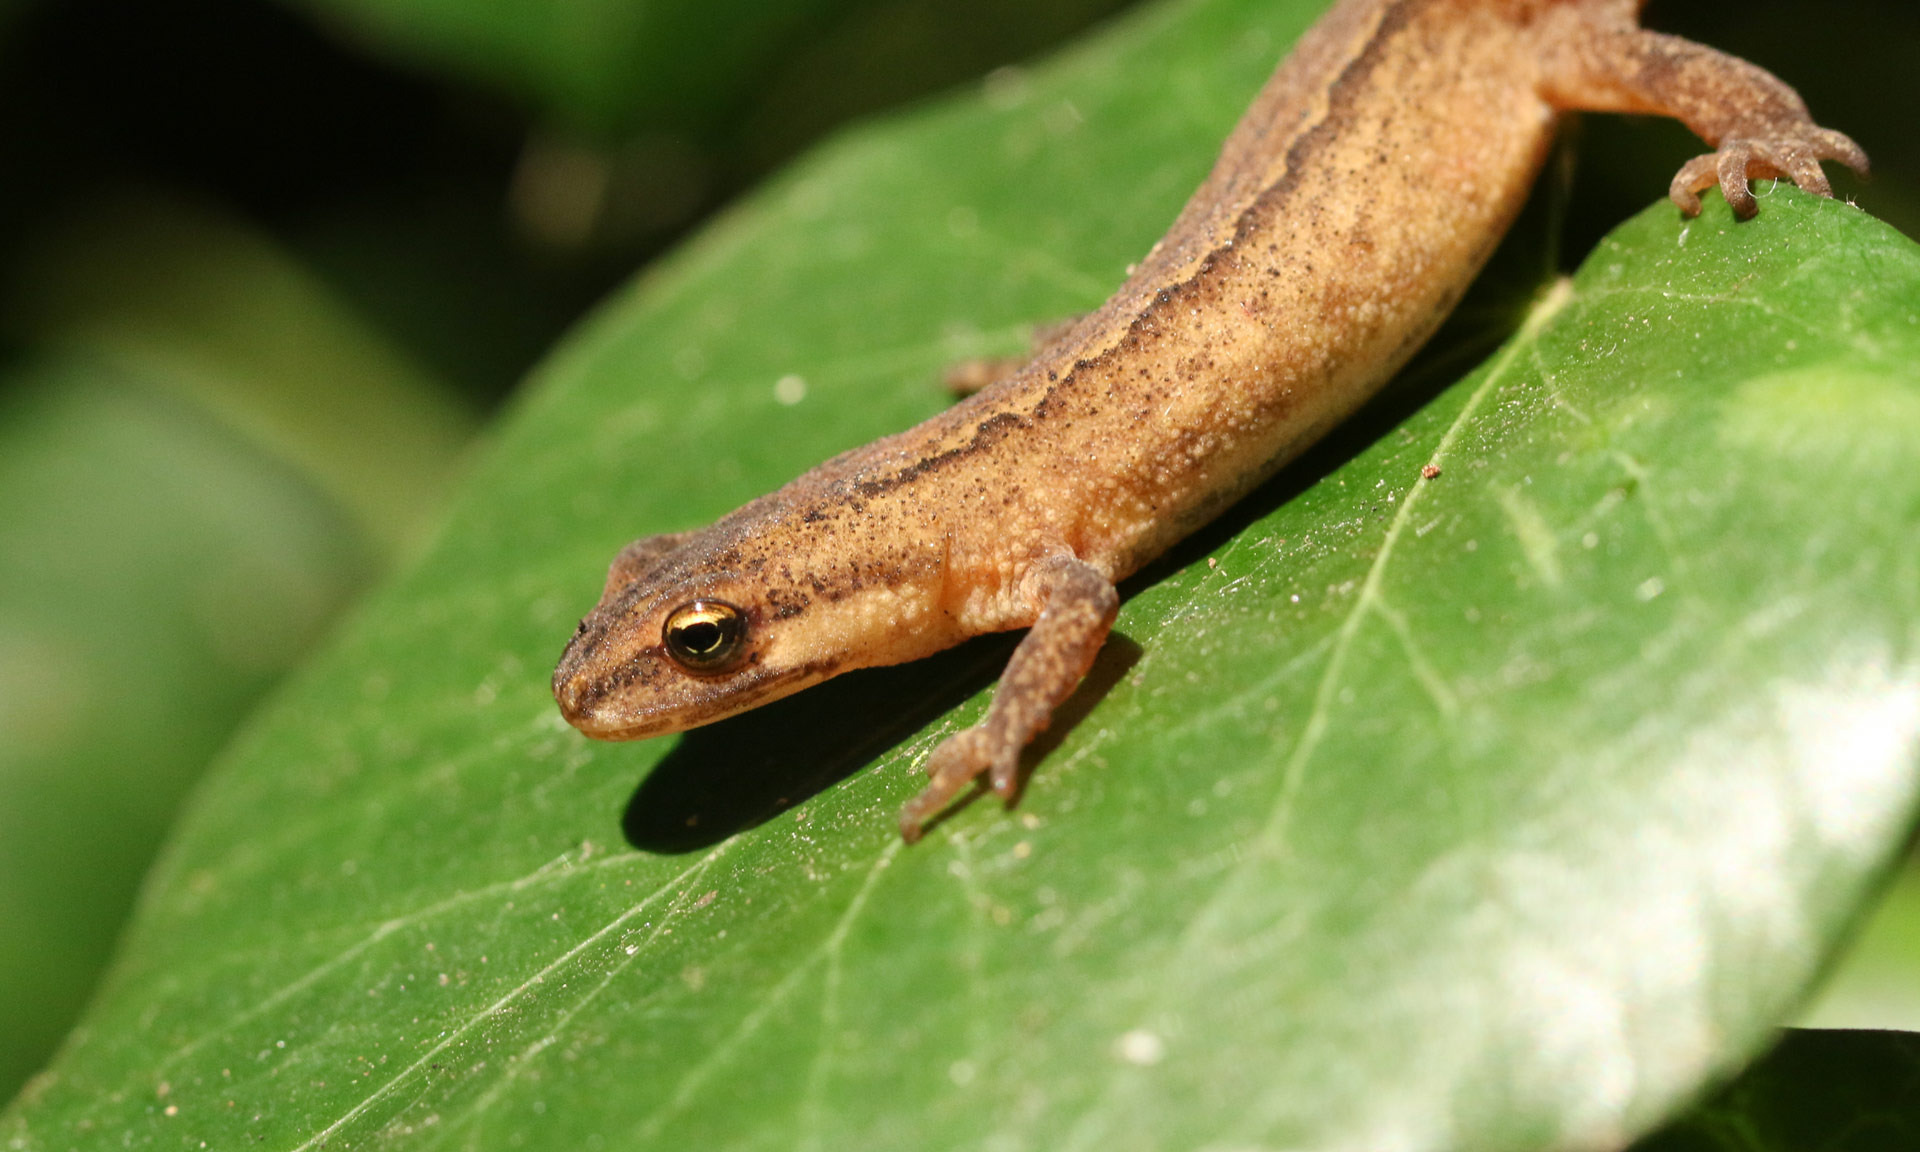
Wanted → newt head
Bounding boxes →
[551,527,953,741]
[551,570,829,741]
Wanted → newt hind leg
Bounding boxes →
[899,554,1118,842]
[942,316,1085,397]
[1538,8,1868,218]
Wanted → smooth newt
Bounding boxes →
[554,0,1865,842]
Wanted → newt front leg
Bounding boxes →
[900,556,1118,842]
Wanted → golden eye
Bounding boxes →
[662,600,748,673]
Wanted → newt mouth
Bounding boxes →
[553,656,838,742]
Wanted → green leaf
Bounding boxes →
[7,1,1919,1149]
[1632,1030,1920,1151]
[1801,860,1920,1029]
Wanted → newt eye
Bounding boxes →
[662,600,748,673]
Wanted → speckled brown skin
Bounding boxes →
[554,0,1866,842]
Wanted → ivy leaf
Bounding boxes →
[6,0,1918,1149]
[1801,862,1920,1028]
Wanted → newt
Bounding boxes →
[553,0,1865,842]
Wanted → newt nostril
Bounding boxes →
[555,678,599,724]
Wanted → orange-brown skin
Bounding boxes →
[554,0,1865,841]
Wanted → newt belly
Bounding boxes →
[554,0,1866,841]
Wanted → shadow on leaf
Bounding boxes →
[623,627,1144,852]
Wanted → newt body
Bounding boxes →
[555,0,1864,840]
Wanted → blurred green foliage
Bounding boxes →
[0,0,1914,1138]
[278,0,1148,161]
[0,193,478,1096]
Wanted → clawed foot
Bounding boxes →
[1670,126,1869,218]
[896,553,1117,843]
[898,726,1023,843]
